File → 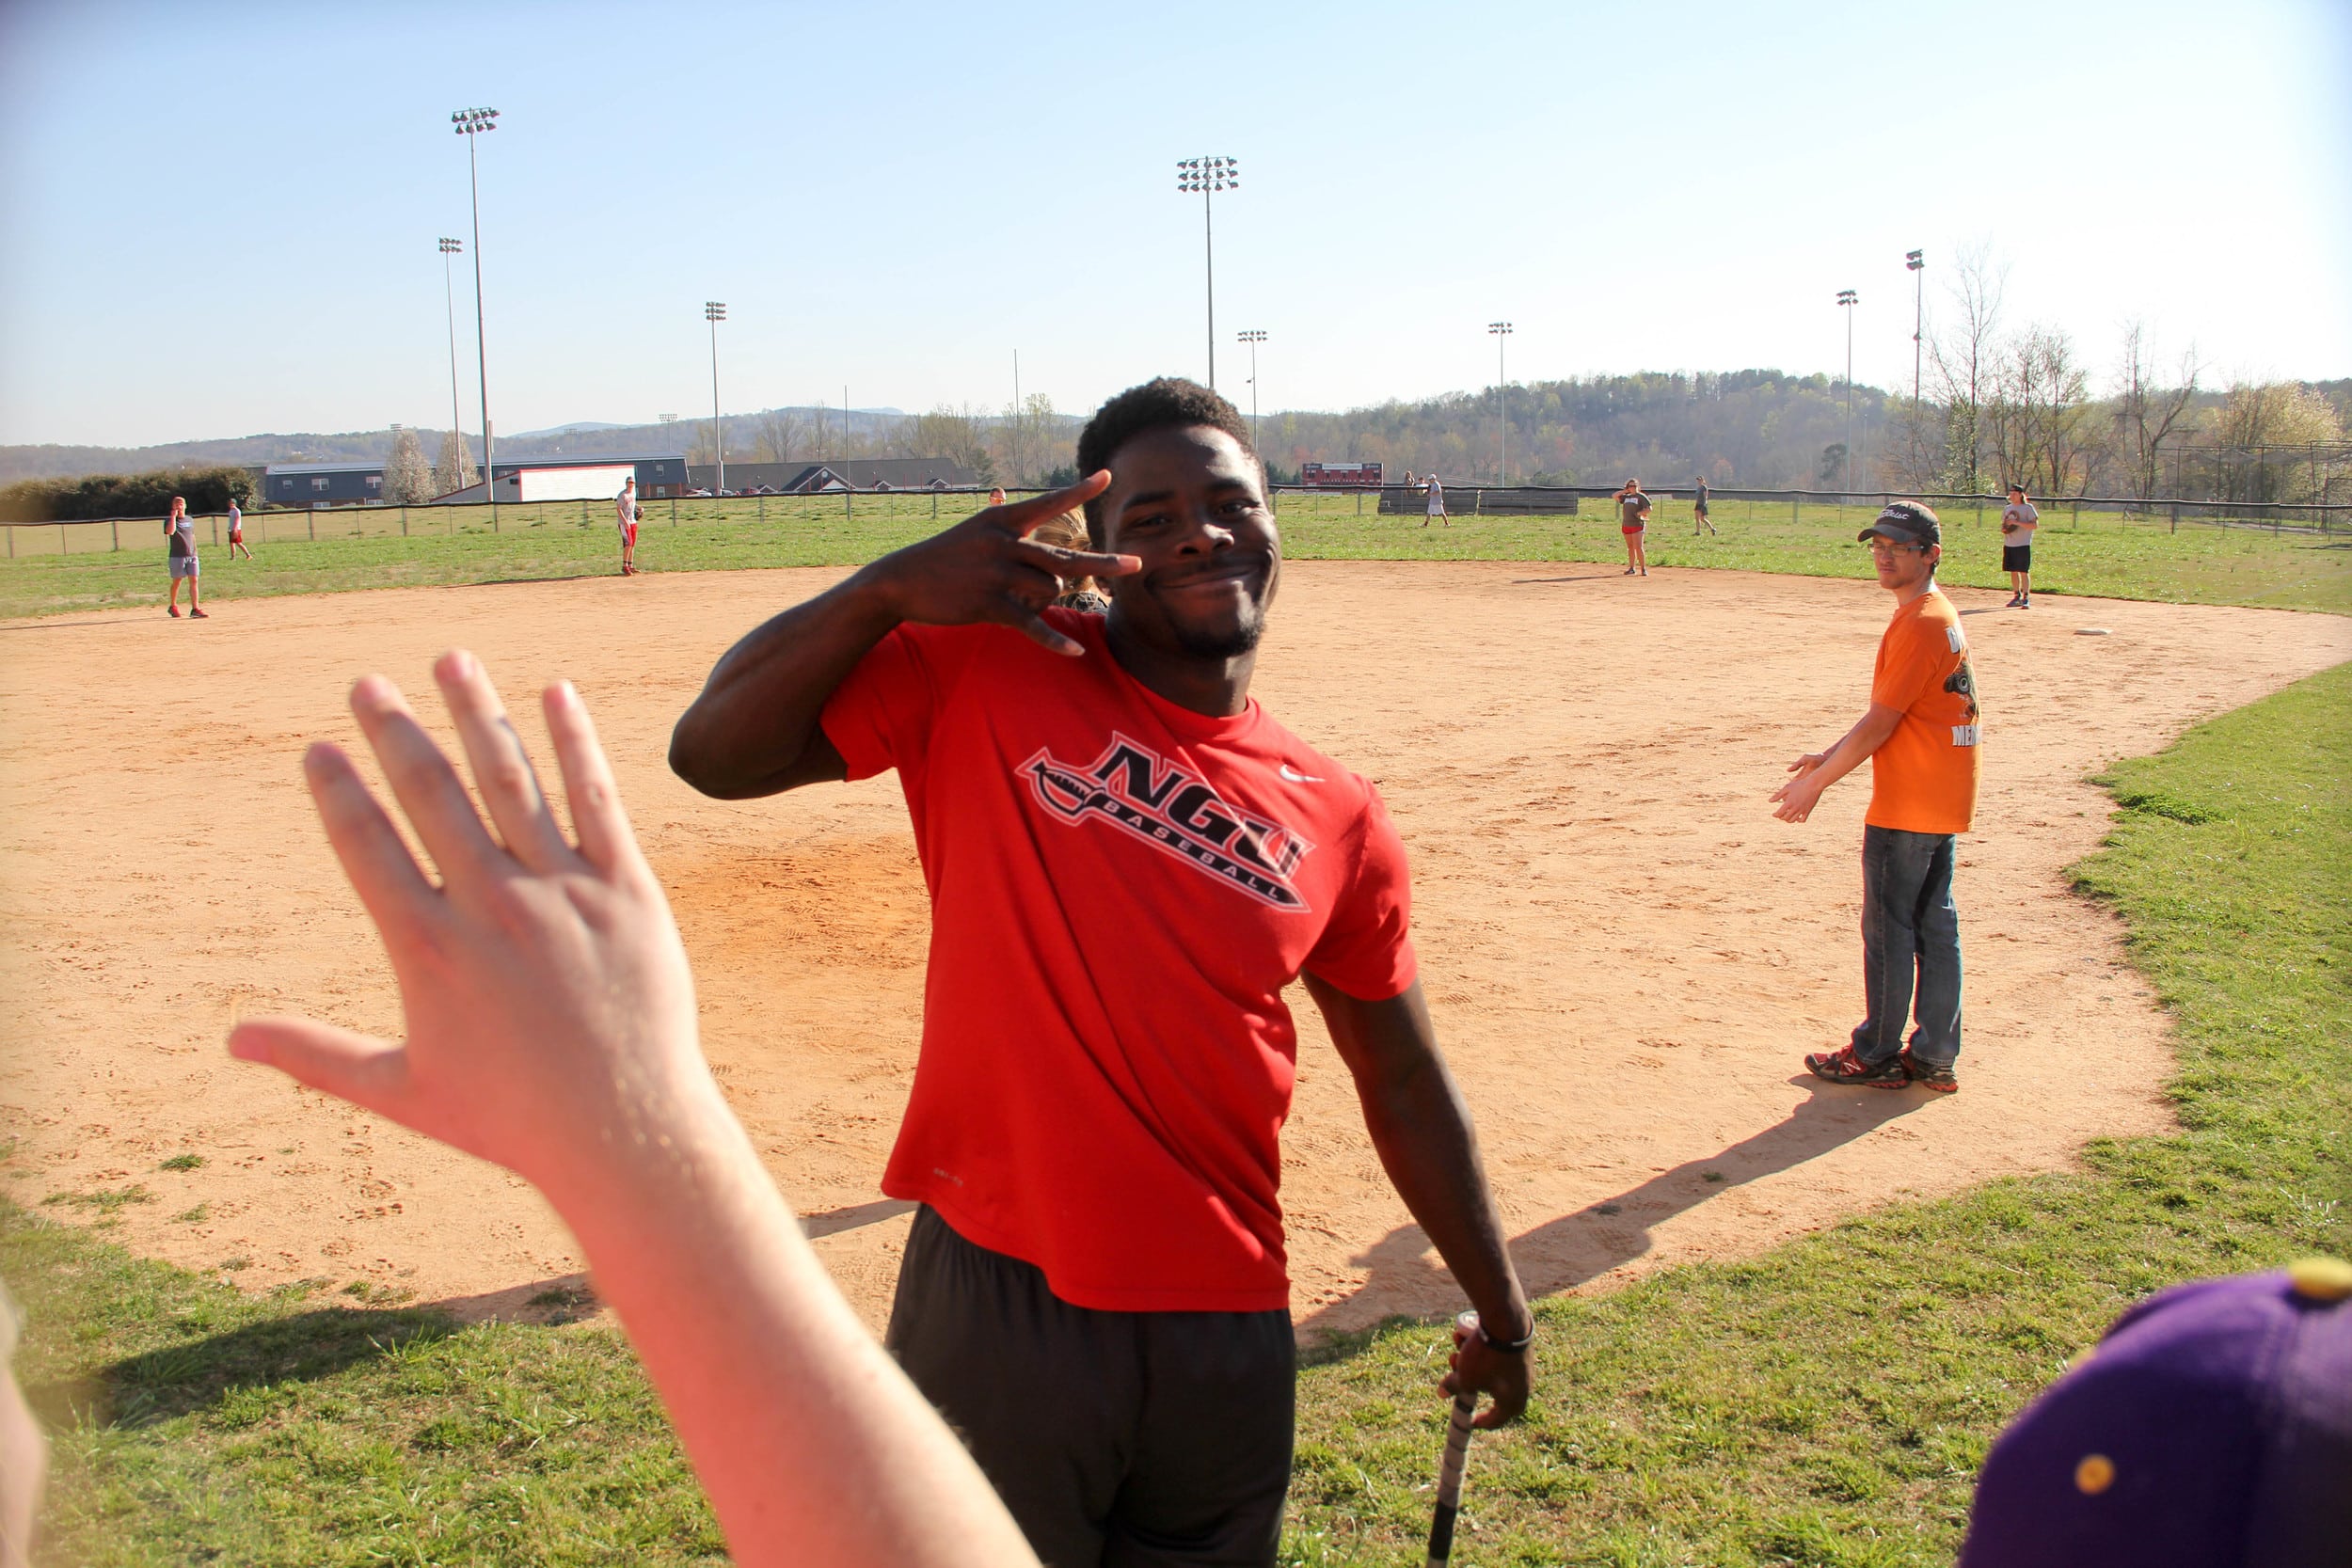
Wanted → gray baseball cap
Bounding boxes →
[1859,501,1942,547]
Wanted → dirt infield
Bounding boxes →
[3,563,2344,1337]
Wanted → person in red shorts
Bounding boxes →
[1615,476,1651,575]
[1770,500,1979,1093]
[670,377,1534,1567]
[615,477,641,576]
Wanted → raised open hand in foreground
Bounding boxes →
[230,651,1038,1568]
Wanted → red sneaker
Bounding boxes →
[189,608,209,619]
[1804,1045,1909,1089]
[168,605,181,617]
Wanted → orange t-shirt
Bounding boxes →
[1866,588,1981,835]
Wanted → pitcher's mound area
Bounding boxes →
[4,563,2344,1336]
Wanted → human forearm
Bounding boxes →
[550,1101,1038,1568]
[1306,977,1528,1337]
[668,567,901,798]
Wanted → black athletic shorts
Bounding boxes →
[2002,544,2032,573]
[885,1205,1295,1567]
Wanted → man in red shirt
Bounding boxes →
[671,378,1534,1566]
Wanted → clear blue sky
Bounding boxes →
[1,0,2345,449]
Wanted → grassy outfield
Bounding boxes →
[2,492,2344,619]
[7,663,2344,1565]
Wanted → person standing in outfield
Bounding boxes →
[1770,501,1979,1093]
[616,477,640,577]
[224,497,253,561]
[2001,482,2039,608]
[1692,474,1717,535]
[1616,477,1651,575]
[670,377,1534,1567]
[1423,469,1449,526]
[163,495,207,619]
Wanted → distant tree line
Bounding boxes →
[0,465,254,522]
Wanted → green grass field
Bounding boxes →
[3,491,2345,620]
[9,662,2345,1566]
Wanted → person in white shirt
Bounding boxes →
[1423,472,1449,528]
[2000,483,2039,608]
[616,478,641,577]
[225,498,252,561]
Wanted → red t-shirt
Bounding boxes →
[820,608,1418,1312]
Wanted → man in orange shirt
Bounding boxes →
[1770,501,1979,1093]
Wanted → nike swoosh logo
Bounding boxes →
[1279,764,1323,784]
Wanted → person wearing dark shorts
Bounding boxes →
[671,377,1534,1567]
[164,494,207,619]
[2001,483,2038,608]
[1692,474,1717,535]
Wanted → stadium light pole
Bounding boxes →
[1176,157,1238,389]
[1905,250,1925,405]
[705,302,727,496]
[437,238,466,463]
[1488,321,1514,485]
[452,107,498,521]
[1836,289,1858,495]
[1237,330,1267,451]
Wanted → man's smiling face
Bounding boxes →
[1095,423,1280,660]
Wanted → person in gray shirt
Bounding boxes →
[164,495,207,619]
[2000,483,2040,608]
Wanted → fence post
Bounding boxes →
[2072,500,2079,531]
[671,496,677,525]
[1793,493,1800,527]
[5,527,10,559]
[1975,496,1984,530]
[212,515,220,546]
[401,507,408,537]
[308,509,316,542]
[59,523,67,554]
[112,520,119,551]
[2170,503,2179,534]
[759,495,766,526]
[846,489,852,522]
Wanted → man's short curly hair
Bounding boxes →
[1074,377,1257,536]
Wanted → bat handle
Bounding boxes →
[1424,1309,1482,1566]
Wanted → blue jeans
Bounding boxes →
[1850,824,1962,1069]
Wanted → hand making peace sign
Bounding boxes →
[867,470,1136,657]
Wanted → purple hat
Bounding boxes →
[1960,1259,2352,1568]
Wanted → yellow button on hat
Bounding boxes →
[2286,1257,2352,1303]
[2074,1453,2115,1495]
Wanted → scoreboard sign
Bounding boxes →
[1298,461,1383,487]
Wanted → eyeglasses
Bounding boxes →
[1864,538,1924,557]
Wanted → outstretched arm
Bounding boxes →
[1769,701,1904,823]
[1303,974,1534,1429]
[231,652,1039,1568]
[669,474,1129,800]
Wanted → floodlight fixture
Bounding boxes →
[705,303,728,495]
[1488,322,1515,484]
[1905,250,1926,404]
[452,108,501,519]
[1175,155,1240,387]
[1836,290,1860,494]
[1237,330,1268,450]
[437,238,467,461]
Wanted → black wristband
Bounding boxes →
[1476,1321,1534,1354]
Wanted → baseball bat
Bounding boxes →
[1423,1310,1481,1567]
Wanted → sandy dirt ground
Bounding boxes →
[3,562,2344,1338]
